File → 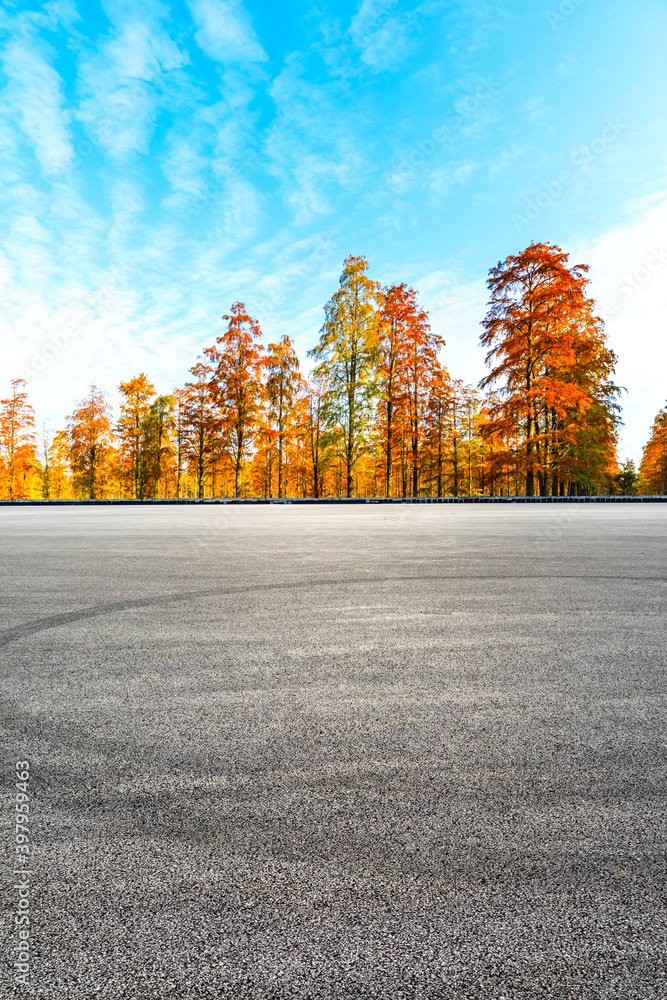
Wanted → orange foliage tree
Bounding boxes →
[376,284,417,496]
[639,402,667,494]
[67,385,115,498]
[117,373,156,498]
[206,303,266,498]
[40,427,72,499]
[399,291,445,497]
[180,362,222,499]
[480,242,620,496]
[423,367,452,497]
[303,375,329,498]
[143,395,177,498]
[0,379,37,499]
[265,334,305,497]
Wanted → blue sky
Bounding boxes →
[2,0,666,461]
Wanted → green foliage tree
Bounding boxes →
[309,255,382,497]
[615,458,638,495]
[144,395,177,497]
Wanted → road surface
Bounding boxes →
[1,504,666,998]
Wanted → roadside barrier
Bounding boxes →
[1,496,665,506]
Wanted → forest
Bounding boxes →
[1,243,665,500]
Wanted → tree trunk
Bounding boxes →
[385,399,393,498]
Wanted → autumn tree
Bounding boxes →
[461,386,483,495]
[143,395,177,497]
[480,242,620,496]
[173,388,187,498]
[564,399,619,495]
[249,422,277,498]
[309,256,382,497]
[445,379,466,496]
[399,293,444,497]
[46,429,72,499]
[181,363,222,498]
[67,385,115,499]
[265,335,305,497]
[0,379,37,499]
[376,284,413,496]
[117,373,156,498]
[424,367,452,497]
[38,424,54,499]
[303,376,329,498]
[639,403,667,494]
[206,303,266,498]
[287,393,313,497]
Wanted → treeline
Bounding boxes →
[1,243,663,501]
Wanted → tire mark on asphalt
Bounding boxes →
[1,574,665,647]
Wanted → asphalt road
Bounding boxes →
[1,504,666,999]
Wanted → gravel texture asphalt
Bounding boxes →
[1,504,666,1000]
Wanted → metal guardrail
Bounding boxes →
[1,496,665,506]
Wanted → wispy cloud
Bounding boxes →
[265,56,367,222]
[186,0,267,64]
[347,0,421,71]
[324,0,449,77]
[159,67,264,229]
[76,4,188,158]
[0,39,73,174]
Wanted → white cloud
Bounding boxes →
[0,1,80,42]
[106,20,186,78]
[220,174,263,240]
[186,0,267,64]
[158,69,263,226]
[412,267,488,386]
[265,59,367,222]
[0,40,73,174]
[348,0,413,71]
[1,266,208,432]
[333,0,448,77]
[575,195,667,463]
[76,11,188,158]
